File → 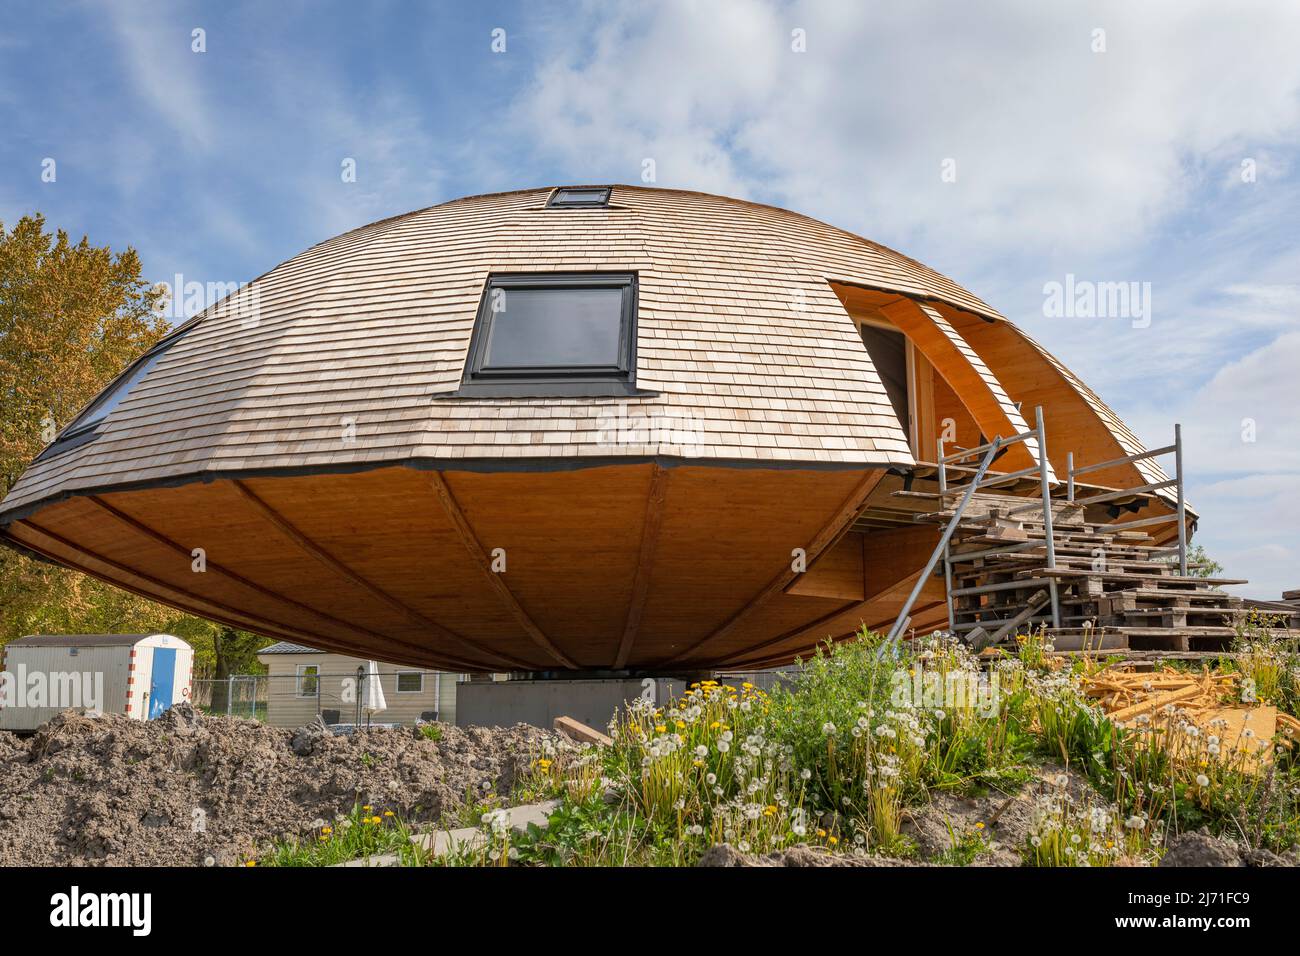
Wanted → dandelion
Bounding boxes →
[1196,774,1210,787]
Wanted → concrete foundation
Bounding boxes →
[454,677,688,731]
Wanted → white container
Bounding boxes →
[0,634,194,731]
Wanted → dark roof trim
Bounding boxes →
[257,641,322,655]
[8,634,164,647]
[0,453,897,530]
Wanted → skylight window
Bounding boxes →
[547,186,612,208]
[39,332,186,459]
[458,272,638,396]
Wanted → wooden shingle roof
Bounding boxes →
[0,185,1021,519]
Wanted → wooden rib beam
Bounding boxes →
[82,495,487,673]
[724,599,862,669]
[230,480,533,671]
[614,465,669,668]
[5,518,454,667]
[879,297,1049,480]
[731,600,946,672]
[426,473,577,670]
[669,469,886,665]
[719,530,946,669]
[14,522,461,669]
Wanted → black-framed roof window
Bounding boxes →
[458,272,638,396]
[546,186,612,208]
[37,330,187,460]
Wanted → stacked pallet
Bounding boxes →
[917,490,1250,653]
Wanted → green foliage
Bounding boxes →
[504,795,680,867]
[261,803,424,867]
[265,630,1300,868]
[0,214,265,666]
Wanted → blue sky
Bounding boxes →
[2,0,1297,597]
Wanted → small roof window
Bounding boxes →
[547,186,612,209]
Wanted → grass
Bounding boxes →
[259,802,431,867]
[265,624,1300,867]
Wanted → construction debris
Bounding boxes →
[937,498,1251,653]
[1081,666,1293,769]
[553,715,613,747]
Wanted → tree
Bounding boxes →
[1185,543,1223,579]
[0,214,268,675]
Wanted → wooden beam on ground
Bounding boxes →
[554,716,614,747]
[426,473,577,670]
[232,479,532,671]
[668,469,886,665]
[615,465,669,669]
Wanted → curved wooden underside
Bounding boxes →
[0,462,943,671]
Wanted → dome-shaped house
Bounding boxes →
[0,186,1193,672]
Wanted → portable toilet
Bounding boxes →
[0,634,194,731]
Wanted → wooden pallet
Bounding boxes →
[910,485,1268,654]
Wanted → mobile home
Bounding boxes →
[256,642,461,727]
[0,634,193,731]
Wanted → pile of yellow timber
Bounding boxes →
[1083,666,1300,768]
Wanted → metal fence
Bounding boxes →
[192,669,456,727]
[191,675,268,720]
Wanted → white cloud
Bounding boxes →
[514,0,1300,269]
[510,0,1300,595]
[101,1,213,152]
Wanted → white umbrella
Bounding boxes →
[362,660,387,719]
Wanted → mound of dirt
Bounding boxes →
[0,704,560,866]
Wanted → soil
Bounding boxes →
[0,704,559,866]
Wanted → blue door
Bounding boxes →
[148,648,176,719]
